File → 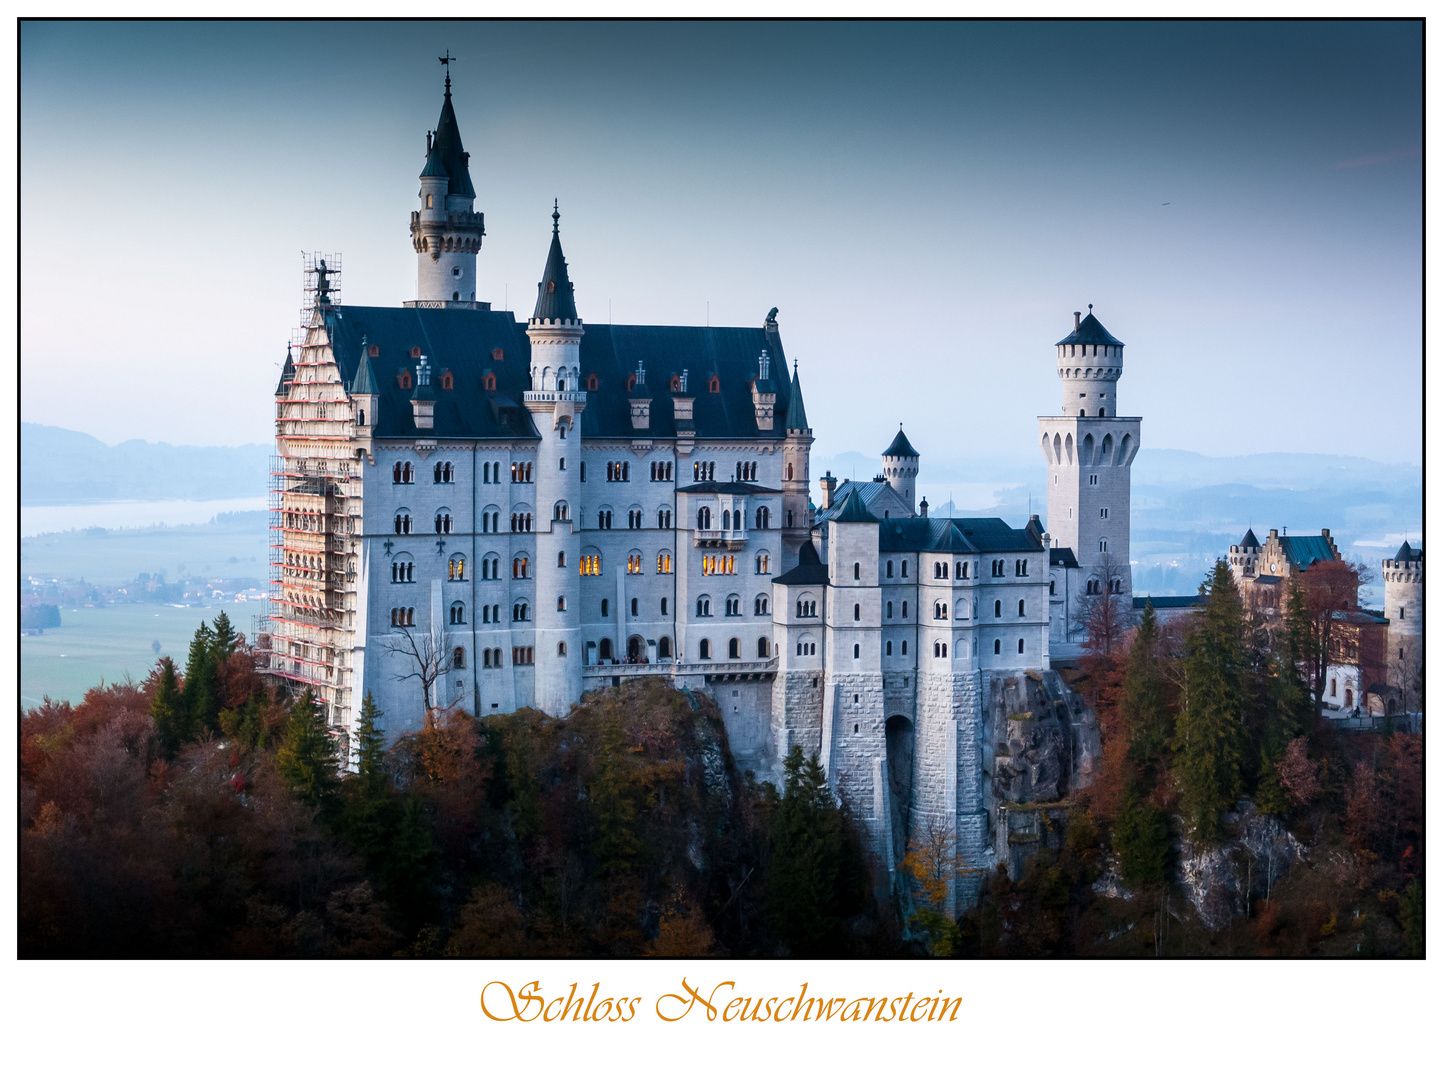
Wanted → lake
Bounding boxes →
[21,497,268,537]
[21,601,271,708]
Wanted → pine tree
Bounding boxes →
[341,693,399,874]
[150,656,190,758]
[353,692,388,796]
[276,688,339,807]
[181,622,219,738]
[1120,602,1169,782]
[1114,796,1170,886]
[211,611,239,661]
[590,713,639,875]
[1172,560,1249,842]
[767,746,866,956]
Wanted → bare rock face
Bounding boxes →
[1175,800,1308,930]
[987,669,1102,807]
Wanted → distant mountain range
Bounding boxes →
[21,423,270,505]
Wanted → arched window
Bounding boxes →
[994,639,1001,655]
[886,640,893,655]
[513,556,529,579]
[853,562,861,580]
[1018,638,1026,654]
[757,637,769,658]
[394,511,412,535]
[483,373,497,391]
[729,638,741,659]
[697,506,711,530]
[854,603,861,621]
[1050,580,1056,596]
[448,556,465,581]
[708,375,720,394]
[1099,538,1108,553]
[886,601,893,618]
[397,369,412,390]
[435,510,453,534]
[658,637,672,659]
[994,599,1002,617]
[853,643,861,659]
[722,509,731,530]
[697,596,712,617]
[557,595,567,611]
[1018,599,1026,616]
[787,463,794,480]
[513,602,529,622]
[699,639,712,660]
[554,501,569,521]
[391,557,414,583]
[755,506,770,530]
[453,646,466,669]
[599,638,613,661]
[558,642,568,657]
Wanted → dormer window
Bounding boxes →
[410,347,422,359]
[368,345,379,358]
[708,376,720,394]
[587,373,599,392]
[397,369,412,390]
[492,348,504,362]
[440,370,454,391]
[483,373,497,391]
[547,280,556,294]
[670,375,682,392]
[627,373,637,392]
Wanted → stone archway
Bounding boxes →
[626,635,646,663]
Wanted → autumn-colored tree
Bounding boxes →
[1274,737,1320,807]
[1295,557,1370,711]
[275,689,339,807]
[446,882,530,957]
[1172,559,1249,841]
[901,817,971,956]
[1076,552,1133,659]
[646,887,717,957]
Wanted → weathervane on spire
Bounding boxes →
[439,49,455,93]
[552,199,560,234]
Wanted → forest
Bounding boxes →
[19,560,1423,958]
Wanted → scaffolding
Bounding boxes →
[300,251,342,323]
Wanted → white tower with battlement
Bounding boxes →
[1038,307,1140,640]
[881,426,920,515]
[411,71,486,307]
[524,204,585,716]
[1382,541,1423,703]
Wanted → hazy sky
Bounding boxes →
[21,20,1422,466]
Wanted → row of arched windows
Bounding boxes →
[693,637,768,660]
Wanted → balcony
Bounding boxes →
[522,390,588,405]
[693,528,748,551]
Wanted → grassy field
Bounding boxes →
[21,601,269,708]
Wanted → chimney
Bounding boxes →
[820,471,837,510]
[751,350,776,431]
[1074,311,1081,331]
[919,496,929,518]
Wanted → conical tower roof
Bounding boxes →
[784,361,809,431]
[1240,528,1260,549]
[1056,310,1124,348]
[351,339,377,395]
[883,425,918,459]
[426,74,475,199]
[532,202,579,322]
[275,346,294,396]
[832,488,876,523]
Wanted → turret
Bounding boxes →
[1382,540,1423,646]
[523,204,585,717]
[881,424,919,514]
[350,337,379,457]
[1055,305,1124,417]
[780,355,813,566]
[410,70,485,307]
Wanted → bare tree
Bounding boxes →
[1297,557,1373,711]
[1074,551,1133,658]
[1388,635,1423,716]
[380,622,454,726]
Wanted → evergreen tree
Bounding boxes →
[341,693,400,877]
[1120,602,1169,783]
[353,693,388,797]
[150,656,190,758]
[1172,560,1249,841]
[589,714,639,875]
[211,611,239,661]
[181,622,219,737]
[276,689,339,807]
[767,746,866,956]
[1113,796,1170,886]
[1255,583,1314,814]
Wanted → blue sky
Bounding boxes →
[21,20,1422,465]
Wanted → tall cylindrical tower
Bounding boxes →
[410,72,485,306]
[1382,541,1423,696]
[524,204,585,716]
[1038,307,1140,642]
[881,425,920,514]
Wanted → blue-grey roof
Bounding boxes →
[1394,541,1422,561]
[1278,535,1336,569]
[784,362,810,431]
[1239,528,1260,549]
[1056,311,1124,348]
[874,516,1043,555]
[830,488,877,523]
[1252,574,1282,587]
[427,82,475,199]
[325,306,798,442]
[883,426,918,459]
[1049,546,1079,568]
[350,342,377,395]
[532,211,579,322]
[1133,595,1205,610]
[773,539,828,585]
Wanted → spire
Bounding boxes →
[1055,310,1124,347]
[1240,527,1260,549]
[531,203,579,321]
[784,359,810,432]
[425,70,475,199]
[832,487,877,523]
[351,338,377,395]
[882,424,918,459]
[275,346,294,397]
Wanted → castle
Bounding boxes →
[267,73,1137,909]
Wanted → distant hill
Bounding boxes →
[21,423,270,505]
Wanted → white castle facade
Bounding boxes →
[268,76,1138,909]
